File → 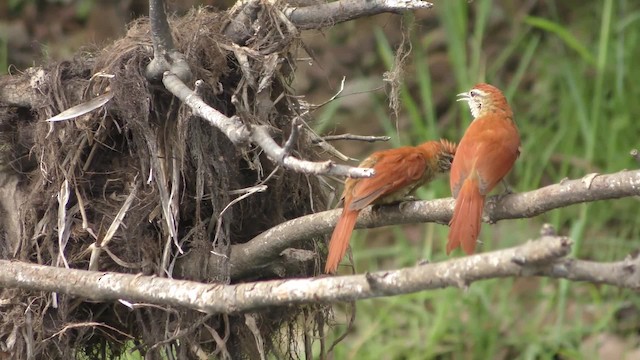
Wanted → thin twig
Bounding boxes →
[45,321,135,342]
[213,185,268,248]
[281,118,302,160]
[56,180,71,270]
[312,76,346,109]
[149,314,214,352]
[314,134,391,143]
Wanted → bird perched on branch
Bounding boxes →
[325,139,457,274]
[447,83,520,255]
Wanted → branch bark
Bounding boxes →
[313,133,391,143]
[223,0,433,44]
[1,236,638,314]
[284,0,434,30]
[146,0,191,82]
[228,169,640,279]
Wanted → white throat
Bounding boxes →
[467,98,482,119]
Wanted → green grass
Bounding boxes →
[319,0,640,358]
[0,34,7,75]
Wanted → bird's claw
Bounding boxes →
[482,212,495,225]
[500,179,514,196]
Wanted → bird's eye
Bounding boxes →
[470,90,479,98]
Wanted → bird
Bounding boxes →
[447,83,520,255]
[325,139,457,274]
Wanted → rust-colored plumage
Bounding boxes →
[325,139,457,274]
[447,83,520,254]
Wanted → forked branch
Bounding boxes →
[223,0,434,43]
[162,73,375,178]
[228,169,640,278]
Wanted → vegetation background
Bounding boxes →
[1,0,639,358]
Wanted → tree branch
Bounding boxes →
[223,0,433,44]
[228,169,640,279]
[313,133,391,143]
[251,125,374,177]
[284,0,433,30]
[1,236,638,314]
[162,72,375,178]
[146,0,191,83]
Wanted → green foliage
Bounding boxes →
[321,0,640,358]
[8,0,95,19]
[75,0,96,20]
[8,0,32,12]
[75,341,144,360]
[0,35,7,75]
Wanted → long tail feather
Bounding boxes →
[447,178,484,255]
[325,209,359,274]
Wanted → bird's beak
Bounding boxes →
[456,92,470,102]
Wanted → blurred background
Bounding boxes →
[2,0,639,358]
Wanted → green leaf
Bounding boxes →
[524,16,596,64]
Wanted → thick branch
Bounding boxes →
[229,169,640,279]
[163,72,374,178]
[0,67,48,107]
[149,0,175,53]
[1,237,638,314]
[223,0,262,44]
[222,0,433,44]
[146,0,191,82]
[285,0,434,30]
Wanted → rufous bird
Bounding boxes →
[447,83,520,255]
[325,139,457,274]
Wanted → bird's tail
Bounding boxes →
[447,177,484,255]
[325,209,359,274]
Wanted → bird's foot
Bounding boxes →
[373,197,419,213]
[402,195,418,202]
[492,182,515,208]
[482,212,494,224]
[398,200,414,212]
[499,178,514,196]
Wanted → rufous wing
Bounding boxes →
[349,149,427,210]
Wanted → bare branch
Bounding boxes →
[314,134,392,143]
[146,0,191,82]
[284,0,434,30]
[281,118,302,160]
[1,236,638,314]
[223,0,262,44]
[163,73,250,143]
[149,0,175,53]
[223,0,432,44]
[0,67,47,107]
[250,125,374,178]
[228,169,640,278]
[162,72,374,178]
